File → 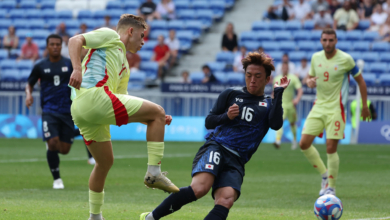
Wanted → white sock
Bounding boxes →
[147,165,161,176]
[90,213,103,220]
[146,213,155,220]
[322,171,328,179]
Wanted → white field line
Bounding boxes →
[349,217,390,220]
[0,153,193,163]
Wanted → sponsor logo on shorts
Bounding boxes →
[44,132,51,138]
[205,164,214,170]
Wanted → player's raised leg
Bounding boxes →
[74,128,95,165]
[324,139,339,195]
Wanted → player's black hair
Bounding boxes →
[242,52,275,77]
[321,28,337,38]
[283,53,288,57]
[46,34,63,46]
[202,65,211,71]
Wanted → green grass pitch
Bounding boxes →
[0,139,389,220]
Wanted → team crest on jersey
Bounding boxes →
[44,68,50,73]
[259,102,267,107]
[62,66,68,72]
[334,65,338,71]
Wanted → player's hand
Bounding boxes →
[227,103,240,120]
[307,77,319,88]
[25,94,33,109]
[69,69,82,90]
[361,106,371,121]
[165,115,172,125]
[274,76,291,89]
[293,98,299,106]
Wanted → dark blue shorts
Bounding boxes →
[192,140,245,200]
[42,113,74,144]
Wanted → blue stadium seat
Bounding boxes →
[0,30,8,39]
[192,1,209,10]
[224,0,235,9]
[64,20,80,29]
[269,20,285,30]
[288,51,306,62]
[335,30,346,40]
[190,71,204,84]
[274,31,292,41]
[285,21,301,31]
[19,1,37,9]
[345,30,362,41]
[0,20,12,30]
[0,69,20,82]
[19,70,30,81]
[363,73,377,86]
[348,52,362,61]
[242,41,260,51]
[267,51,283,62]
[262,41,279,51]
[378,75,390,86]
[362,31,379,41]
[177,30,193,52]
[369,62,387,74]
[207,61,226,72]
[167,20,185,31]
[226,72,244,84]
[337,41,352,51]
[42,9,56,19]
[361,52,379,63]
[214,71,227,84]
[77,10,93,19]
[185,20,202,40]
[279,41,296,52]
[210,1,225,20]
[378,52,390,62]
[139,61,159,79]
[240,31,256,42]
[150,30,168,39]
[57,10,73,19]
[123,1,140,10]
[252,21,269,31]
[175,0,190,11]
[363,62,370,72]
[107,9,125,19]
[80,19,99,29]
[16,60,33,70]
[353,41,371,52]
[303,20,314,30]
[137,51,153,62]
[0,59,17,71]
[306,51,316,60]
[293,30,311,41]
[357,20,370,30]
[93,10,109,19]
[310,31,322,40]
[9,9,26,19]
[315,41,323,51]
[255,31,273,41]
[33,29,50,40]
[0,9,7,18]
[16,29,31,39]
[0,50,8,61]
[106,1,122,9]
[26,9,42,19]
[13,19,30,29]
[216,52,234,64]
[129,71,146,82]
[372,42,389,52]
[47,19,62,30]
[0,1,17,10]
[40,1,55,10]
[142,40,158,51]
[177,10,197,21]
[35,40,46,49]
[196,10,214,29]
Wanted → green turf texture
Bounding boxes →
[0,139,389,220]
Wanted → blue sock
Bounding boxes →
[204,205,229,220]
[152,186,197,220]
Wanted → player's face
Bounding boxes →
[245,64,270,96]
[127,27,145,53]
[47,38,62,58]
[321,34,337,54]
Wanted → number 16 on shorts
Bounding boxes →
[206,151,220,170]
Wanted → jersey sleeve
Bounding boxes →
[347,55,361,78]
[83,28,119,49]
[205,88,233,129]
[268,87,284,130]
[294,76,302,89]
[309,54,316,77]
[27,63,41,86]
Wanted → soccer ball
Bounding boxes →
[314,194,343,220]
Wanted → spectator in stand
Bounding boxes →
[156,0,175,21]
[77,23,88,35]
[61,35,70,58]
[221,23,238,52]
[350,0,359,11]
[18,33,39,61]
[56,23,70,38]
[265,6,279,20]
[201,65,217,84]
[383,0,390,12]
[314,5,334,30]
[164,29,180,68]
[233,46,247,73]
[292,0,312,21]
[330,0,341,16]
[295,58,310,84]
[181,70,191,83]
[151,35,170,80]
[333,1,359,31]
[278,0,295,21]
[359,0,375,20]
[2,26,19,51]
[275,53,295,76]
[312,0,330,14]
[138,0,160,22]
[380,16,390,41]
[126,52,141,72]
[101,15,115,29]
[369,3,388,31]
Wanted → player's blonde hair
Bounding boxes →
[117,14,147,32]
[242,52,275,77]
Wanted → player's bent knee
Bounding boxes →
[215,197,235,209]
[47,138,59,151]
[190,184,210,199]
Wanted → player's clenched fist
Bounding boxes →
[227,103,240,120]
[69,69,83,89]
[165,115,172,125]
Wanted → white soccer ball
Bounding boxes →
[314,194,343,220]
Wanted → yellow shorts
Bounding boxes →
[283,107,297,124]
[302,108,346,140]
[71,86,143,144]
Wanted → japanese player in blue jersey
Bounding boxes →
[140,52,291,220]
[25,34,95,189]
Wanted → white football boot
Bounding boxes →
[324,187,336,196]
[53,178,64,189]
[88,157,96,165]
[319,177,328,196]
[144,171,180,193]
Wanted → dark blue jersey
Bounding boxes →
[27,57,73,114]
[205,87,284,163]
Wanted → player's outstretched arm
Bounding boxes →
[354,74,371,121]
[205,89,233,129]
[306,76,319,88]
[269,76,290,130]
[68,34,86,89]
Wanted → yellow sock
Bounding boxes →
[276,127,283,143]
[290,124,297,140]
[301,145,327,175]
[147,142,164,165]
[327,152,339,188]
[89,190,104,214]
